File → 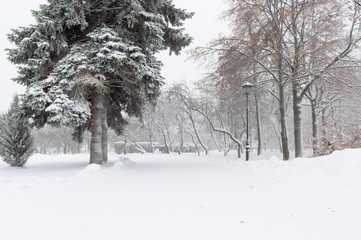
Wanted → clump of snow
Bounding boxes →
[113,157,135,169]
[270,155,279,161]
[78,163,102,176]
[153,148,162,154]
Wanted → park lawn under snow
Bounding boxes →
[0,149,361,240]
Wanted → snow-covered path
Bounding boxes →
[0,150,360,240]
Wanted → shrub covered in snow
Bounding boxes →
[314,124,361,156]
[115,141,157,154]
[114,141,198,154]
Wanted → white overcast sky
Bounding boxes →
[0,0,229,113]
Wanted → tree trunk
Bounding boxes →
[63,144,67,154]
[290,0,303,159]
[274,7,290,161]
[188,111,208,155]
[149,134,154,153]
[154,120,170,154]
[236,143,241,159]
[272,121,282,152]
[162,115,173,152]
[311,99,318,156]
[292,88,303,158]
[209,123,221,152]
[223,134,229,156]
[178,126,184,155]
[90,91,104,165]
[279,83,290,160]
[184,130,200,156]
[124,135,127,155]
[322,107,326,137]
[145,120,154,153]
[101,99,108,163]
[255,93,262,155]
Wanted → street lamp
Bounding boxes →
[242,82,253,161]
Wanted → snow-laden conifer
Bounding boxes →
[0,95,34,167]
[7,0,193,164]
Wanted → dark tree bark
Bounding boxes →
[292,89,303,158]
[187,111,209,155]
[102,98,108,163]
[178,125,184,155]
[162,114,173,152]
[184,130,200,156]
[322,107,327,137]
[154,120,170,154]
[279,83,290,160]
[255,92,262,156]
[90,91,104,165]
[208,122,221,152]
[310,99,318,156]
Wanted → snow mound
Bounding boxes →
[112,157,135,169]
[282,149,361,186]
[78,163,103,176]
[153,149,162,154]
[270,155,280,161]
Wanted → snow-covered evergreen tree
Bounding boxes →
[7,0,193,164]
[0,95,34,167]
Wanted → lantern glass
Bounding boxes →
[242,82,253,94]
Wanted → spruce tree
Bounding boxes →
[0,95,34,167]
[7,0,193,164]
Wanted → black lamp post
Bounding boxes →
[242,82,253,161]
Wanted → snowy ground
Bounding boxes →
[1,149,361,240]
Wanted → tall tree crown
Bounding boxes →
[7,0,193,134]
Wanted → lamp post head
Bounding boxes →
[242,82,253,94]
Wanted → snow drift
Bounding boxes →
[0,149,360,240]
